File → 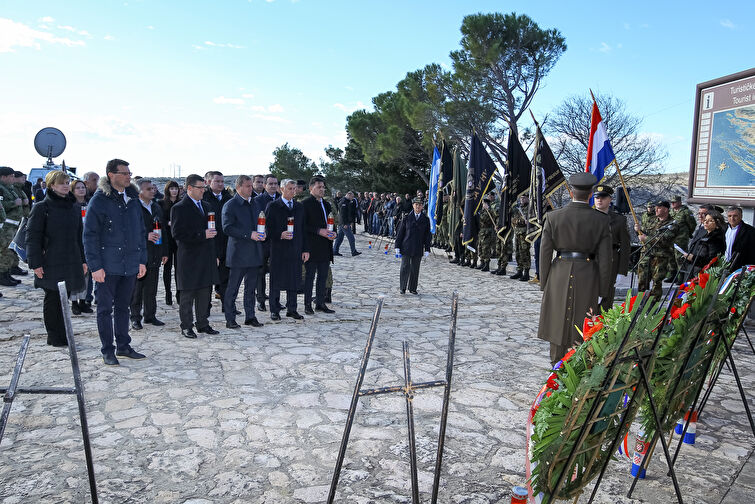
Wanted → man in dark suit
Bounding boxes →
[222,175,265,329]
[394,197,432,295]
[130,179,167,330]
[265,179,309,320]
[202,171,233,309]
[593,185,630,310]
[726,206,755,271]
[302,176,336,315]
[333,191,361,256]
[254,174,279,312]
[171,174,220,338]
[537,172,612,364]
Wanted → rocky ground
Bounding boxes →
[0,233,752,504]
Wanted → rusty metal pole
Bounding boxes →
[327,297,384,504]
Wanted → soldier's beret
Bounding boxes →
[412,197,424,204]
[672,195,682,203]
[568,172,597,189]
[656,200,670,208]
[594,185,614,197]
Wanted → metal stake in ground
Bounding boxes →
[0,281,98,503]
[327,292,460,503]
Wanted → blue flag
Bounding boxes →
[428,146,441,234]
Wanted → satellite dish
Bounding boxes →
[34,127,67,163]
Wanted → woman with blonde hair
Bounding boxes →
[26,170,87,346]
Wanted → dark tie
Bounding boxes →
[415,213,419,220]
[288,201,293,210]
[196,201,203,215]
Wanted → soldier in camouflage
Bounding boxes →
[476,192,497,272]
[666,195,696,282]
[640,201,657,231]
[510,194,531,281]
[0,167,26,286]
[10,171,30,275]
[636,200,677,299]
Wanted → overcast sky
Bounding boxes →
[1,0,752,178]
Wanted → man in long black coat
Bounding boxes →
[254,174,280,312]
[302,176,336,314]
[265,179,309,320]
[395,197,432,294]
[171,174,220,338]
[222,175,266,329]
[202,171,233,308]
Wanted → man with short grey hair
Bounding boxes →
[81,171,100,202]
[726,206,755,271]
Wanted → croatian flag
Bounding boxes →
[585,100,615,189]
[428,146,441,234]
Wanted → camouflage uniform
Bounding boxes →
[11,182,30,268]
[477,199,497,270]
[494,225,513,275]
[511,203,531,275]
[0,181,23,275]
[667,204,696,279]
[638,216,677,299]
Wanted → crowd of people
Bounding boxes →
[3,161,753,368]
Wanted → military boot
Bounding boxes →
[0,272,18,287]
[519,269,530,281]
[510,269,523,280]
[468,259,477,269]
[495,263,508,275]
[480,260,490,272]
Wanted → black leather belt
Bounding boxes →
[557,251,595,260]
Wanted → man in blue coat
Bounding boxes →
[222,175,266,329]
[83,159,147,365]
[394,197,432,295]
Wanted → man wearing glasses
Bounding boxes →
[170,174,220,339]
[83,159,148,366]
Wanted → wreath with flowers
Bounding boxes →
[526,292,664,501]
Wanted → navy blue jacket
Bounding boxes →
[83,178,146,276]
[395,212,431,257]
[222,193,265,269]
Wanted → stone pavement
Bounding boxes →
[0,233,752,504]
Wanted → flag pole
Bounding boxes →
[589,89,640,229]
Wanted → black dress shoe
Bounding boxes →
[78,300,93,313]
[144,318,165,326]
[116,347,146,359]
[226,321,241,329]
[244,317,263,327]
[257,302,267,312]
[400,290,406,294]
[304,305,314,315]
[102,354,120,366]
[409,290,418,295]
[131,320,143,330]
[352,251,362,256]
[182,328,198,339]
[286,311,304,320]
[197,326,219,335]
[71,302,81,315]
[270,312,281,321]
[315,304,335,314]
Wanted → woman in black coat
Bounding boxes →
[682,209,726,278]
[26,170,86,346]
[160,180,181,305]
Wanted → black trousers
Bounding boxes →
[215,259,229,302]
[224,266,259,322]
[43,288,67,346]
[162,248,177,295]
[304,260,329,306]
[256,253,269,304]
[179,286,211,330]
[399,255,422,292]
[270,288,296,314]
[130,267,159,322]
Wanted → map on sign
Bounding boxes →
[707,105,755,187]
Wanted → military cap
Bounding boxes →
[594,184,614,197]
[672,195,682,203]
[656,200,670,208]
[0,166,15,177]
[412,197,424,204]
[568,172,597,189]
[13,171,24,178]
